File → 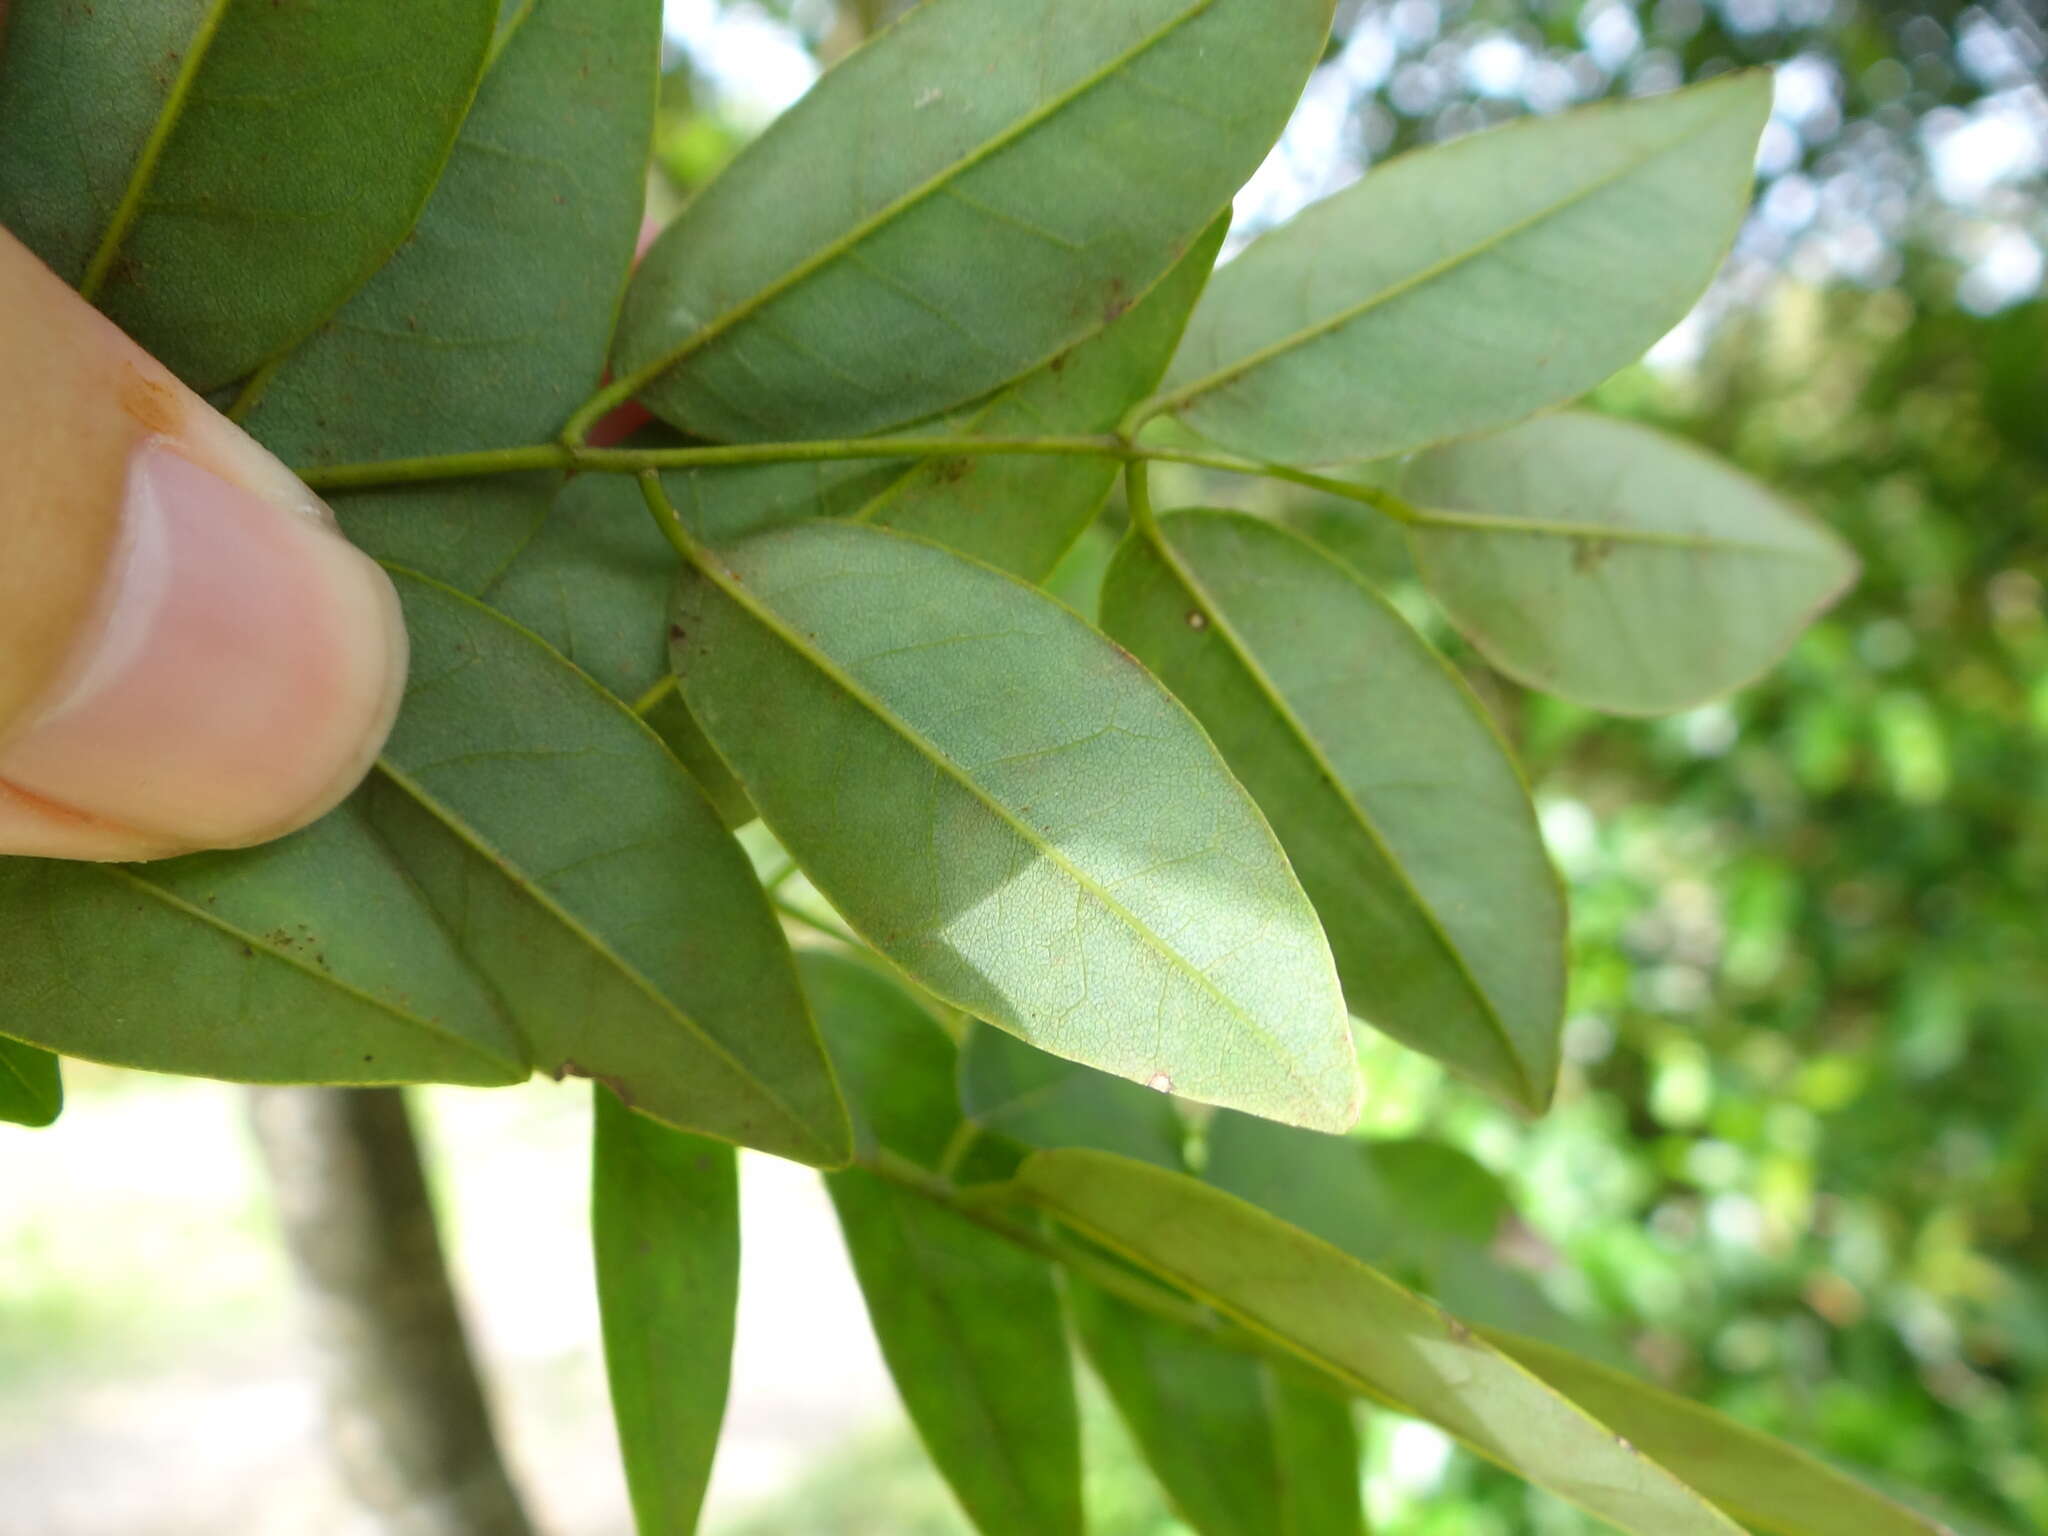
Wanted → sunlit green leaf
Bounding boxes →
[1073,1285,1364,1536]
[613,0,1330,441]
[1152,75,1770,465]
[1017,1149,1745,1536]
[368,570,848,1165]
[803,954,1082,1536]
[593,1089,738,1536]
[1404,412,1860,715]
[1483,1328,1961,1536]
[657,214,1228,579]
[1102,510,1565,1109]
[671,519,1360,1132]
[0,0,495,387]
[0,1036,62,1128]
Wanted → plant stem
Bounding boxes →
[246,1087,537,1536]
[293,434,1429,526]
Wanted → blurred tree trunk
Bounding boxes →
[248,1087,537,1536]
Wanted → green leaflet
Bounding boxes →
[0,796,526,1088]
[804,954,1083,1536]
[653,214,1229,579]
[0,1037,62,1128]
[1204,1109,1620,1365]
[1482,1329,1960,1536]
[241,0,660,591]
[1071,1287,1365,1536]
[958,1022,1186,1169]
[368,570,847,1165]
[611,0,1330,442]
[1403,412,1861,716]
[963,1038,1367,1536]
[0,0,494,388]
[1017,1149,1745,1536]
[669,519,1360,1133]
[1101,509,1564,1109]
[592,1089,738,1536]
[1151,75,1770,465]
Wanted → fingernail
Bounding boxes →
[0,442,407,859]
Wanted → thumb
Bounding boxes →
[0,228,406,861]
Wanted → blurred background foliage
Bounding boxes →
[656,0,2047,1531]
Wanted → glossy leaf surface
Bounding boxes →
[593,1090,738,1536]
[671,520,1360,1132]
[1073,1285,1364,1536]
[0,0,494,387]
[1018,1149,1745,1536]
[243,0,659,589]
[1102,510,1565,1108]
[1485,1329,1958,1536]
[0,1037,62,1128]
[1155,75,1770,465]
[368,570,847,1165]
[1404,412,1860,715]
[613,0,1329,440]
[804,953,1082,1536]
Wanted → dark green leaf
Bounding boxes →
[958,1022,1185,1169]
[1018,1149,1745,1536]
[242,0,660,589]
[1151,76,1770,465]
[671,520,1360,1132]
[1101,510,1565,1109]
[1403,412,1860,715]
[367,570,848,1165]
[829,1170,1083,1536]
[802,953,1082,1536]
[593,1089,738,1536]
[1482,1328,1960,1536]
[1074,1284,1363,1536]
[802,950,960,1168]
[613,0,1330,441]
[0,0,495,387]
[0,1036,62,1128]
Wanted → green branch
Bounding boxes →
[296,433,1428,525]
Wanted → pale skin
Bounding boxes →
[0,228,407,861]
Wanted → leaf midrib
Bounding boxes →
[681,533,1326,1107]
[623,0,1220,389]
[1153,78,1757,417]
[1139,515,1542,1104]
[373,758,835,1161]
[1408,504,1849,558]
[94,863,520,1076]
[77,0,236,301]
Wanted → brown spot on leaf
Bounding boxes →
[1185,609,1208,630]
[1572,537,1616,573]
